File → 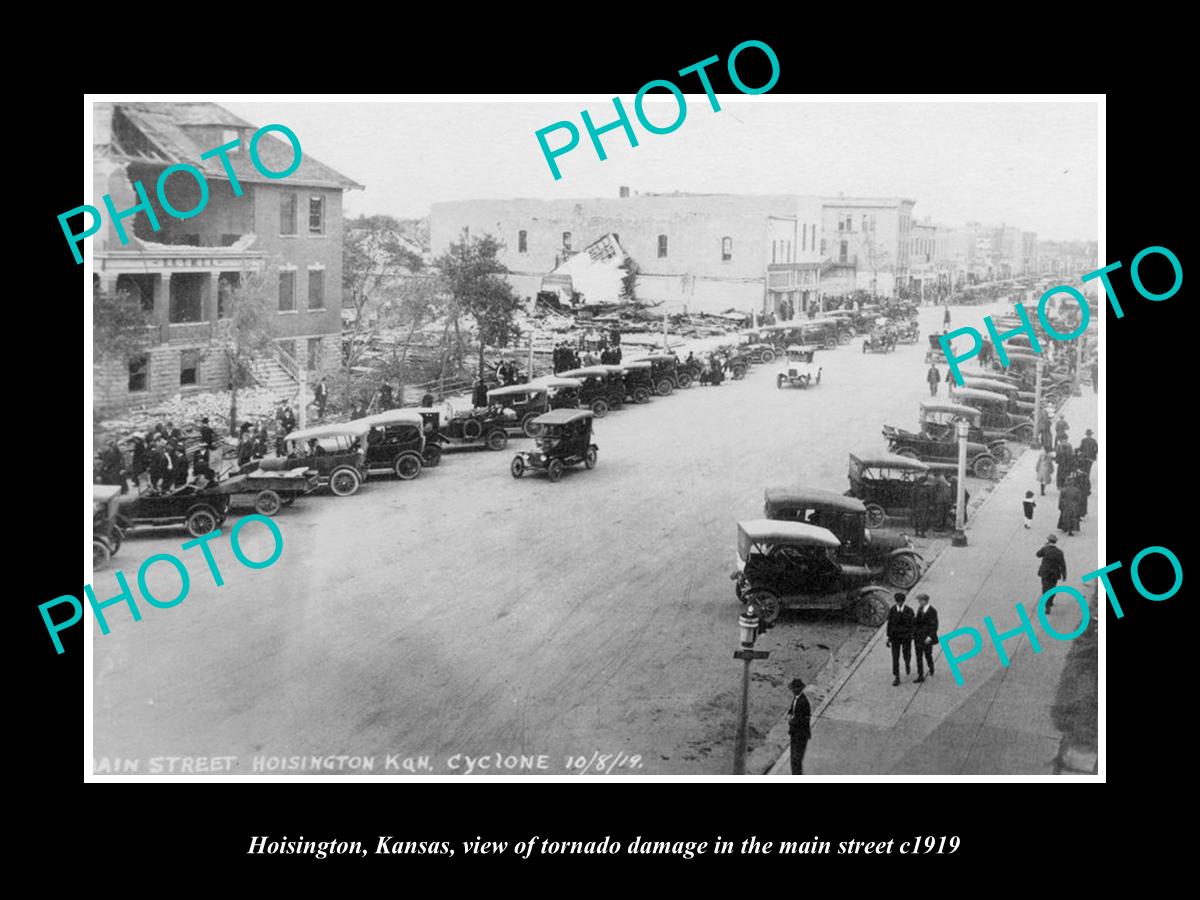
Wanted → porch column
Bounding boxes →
[154,273,170,342]
[206,271,220,324]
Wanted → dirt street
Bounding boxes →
[92,303,1007,774]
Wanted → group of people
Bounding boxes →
[910,472,970,537]
[98,416,222,494]
[1033,419,1096,537]
[552,341,623,373]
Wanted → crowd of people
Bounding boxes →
[552,340,623,373]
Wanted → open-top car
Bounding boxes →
[882,403,1002,479]
[560,366,626,416]
[735,331,780,363]
[273,421,371,496]
[846,451,932,528]
[510,408,597,483]
[93,484,123,569]
[355,408,427,480]
[211,466,319,516]
[111,479,234,539]
[762,486,923,588]
[948,387,1034,442]
[776,345,822,389]
[732,519,897,627]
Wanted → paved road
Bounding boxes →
[92,303,1007,775]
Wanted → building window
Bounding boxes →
[308,269,325,310]
[518,230,528,253]
[280,193,297,235]
[309,196,325,235]
[722,236,733,262]
[168,274,204,323]
[837,218,844,232]
[562,231,572,252]
[128,355,149,393]
[279,271,296,312]
[180,349,200,386]
[839,241,848,264]
[657,234,668,258]
[307,337,322,371]
[802,224,808,252]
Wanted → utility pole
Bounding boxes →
[1032,358,1045,448]
[952,419,969,547]
[732,613,769,774]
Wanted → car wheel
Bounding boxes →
[731,365,747,380]
[1016,424,1034,442]
[824,337,838,350]
[838,331,852,345]
[633,387,651,404]
[486,429,508,451]
[329,467,361,497]
[394,453,423,480]
[972,455,997,479]
[744,589,782,627]
[591,399,609,418]
[93,539,111,570]
[461,418,483,440]
[990,442,1011,463]
[423,444,442,468]
[254,489,282,517]
[677,372,693,389]
[522,413,541,438]
[864,502,886,528]
[854,590,891,627]
[547,459,565,483]
[584,447,597,470]
[760,348,776,363]
[886,553,922,590]
[655,378,673,396]
[186,507,219,538]
[510,456,525,479]
[776,374,786,389]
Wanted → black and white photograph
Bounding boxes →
[83,95,1102,779]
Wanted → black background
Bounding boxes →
[20,23,1187,882]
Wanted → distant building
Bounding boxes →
[819,197,917,297]
[92,102,362,410]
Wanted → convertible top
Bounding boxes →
[622,360,652,369]
[532,408,595,426]
[737,519,842,547]
[763,487,866,514]
[527,376,583,390]
[849,450,931,470]
[286,421,371,442]
[634,354,676,362]
[921,402,981,418]
[487,384,544,399]
[961,378,1018,394]
[354,409,425,428]
[558,366,611,379]
[949,387,1008,403]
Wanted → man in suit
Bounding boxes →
[198,416,215,449]
[787,678,811,775]
[315,378,329,419]
[148,438,172,491]
[886,593,915,686]
[1036,534,1068,613]
[911,475,933,537]
[912,593,939,682]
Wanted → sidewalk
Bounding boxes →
[771,395,1099,775]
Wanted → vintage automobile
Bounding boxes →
[948,387,1034,442]
[825,310,860,335]
[528,376,583,410]
[731,519,897,627]
[485,384,560,437]
[809,317,855,346]
[355,408,427,480]
[510,408,597,483]
[619,360,656,401]
[861,321,897,354]
[274,422,371,496]
[110,480,234,539]
[734,331,780,363]
[634,353,689,393]
[959,377,1035,414]
[762,486,923,589]
[211,467,320,515]
[442,402,521,451]
[560,366,627,415]
[881,403,1002,479]
[93,484,124,569]
[846,451,933,529]
[776,345,822,389]
[895,319,921,343]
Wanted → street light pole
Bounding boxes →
[1031,358,1045,448]
[952,419,969,547]
[732,613,769,775]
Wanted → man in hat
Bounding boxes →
[198,416,215,449]
[926,364,942,397]
[787,678,811,775]
[1078,429,1098,466]
[912,593,939,682]
[1036,534,1068,613]
[886,593,915,686]
[315,377,329,419]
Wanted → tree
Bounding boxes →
[385,272,444,405]
[434,230,523,380]
[215,268,277,436]
[93,279,154,362]
[860,225,891,297]
[343,214,425,372]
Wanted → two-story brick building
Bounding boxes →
[92,102,362,411]
[818,197,917,297]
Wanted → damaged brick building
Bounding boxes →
[92,102,362,411]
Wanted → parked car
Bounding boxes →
[731,519,897,627]
[619,360,655,403]
[110,480,234,539]
[634,353,688,393]
[93,484,123,569]
[846,451,932,528]
[735,331,780,363]
[959,377,1034,414]
[510,409,598,483]
[560,366,626,416]
[762,486,923,588]
[484,384,560,437]
[275,422,371,496]
[355,408,427,480]
[211,467,320,516]
[527,376,584,411]
[947,387,1034,442]
[881,403,1001,479]
[776,345,822,389]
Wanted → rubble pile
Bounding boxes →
[95,385,305,445]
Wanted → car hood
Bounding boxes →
[865,528,909,551]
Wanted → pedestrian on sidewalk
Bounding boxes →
[1037,409,1053,450]
[1036,449,1054,496]
[1057,476,1082,535]
[912,593,939,682]
[1078,429,1098,467]
[912,475,933,537]
[1055,415,1070,443]
[315,378,328,419]
[1055,439,1074,489]
[943,306,951,329]
[1023,491,1036,528]
[926,364,941,397]
[1036,534,1068,612]
[1074,469,1092,520]
[787,678,811,775]
[886,593,915,686]
[932,473,953,531]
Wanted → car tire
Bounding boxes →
[677,372,694,389]
[521,413,541,438]
[329,466,361,497]
[855,590,891,627]
[547,459,565,483]
[824,337,838,350]
[838,331,852,345]
[990,442,1011,463]
[254,489,282,517]
[186,507,219,538]
[591,399,609,418]
[972,455,997,479]
[93,538,111,570]
[656,378,673,396]
[1015,424,1034,443]
[584,447,597,470]
[460,418,482,440]
[486,429,508,451]
[886,553,922,590]
[776,374,786,389]
[744,589,782,627]
[510,456,525,479]
[731,365,747,380]
[760,348,776,363]
[423,444,442,468]
[633,387,651,404]
[394,453,423,480]
[864,502,886,528]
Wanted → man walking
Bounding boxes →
[943,305,951,329]
[886,593,915,686]
[912,593,939,682]
[315,378,329,419]
[912,474,933,537]
[932,473,953,532]
[1036,534,1068,612]
[1078,429,1098,467]
[926,364,941,397]
[787,678,811,775]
